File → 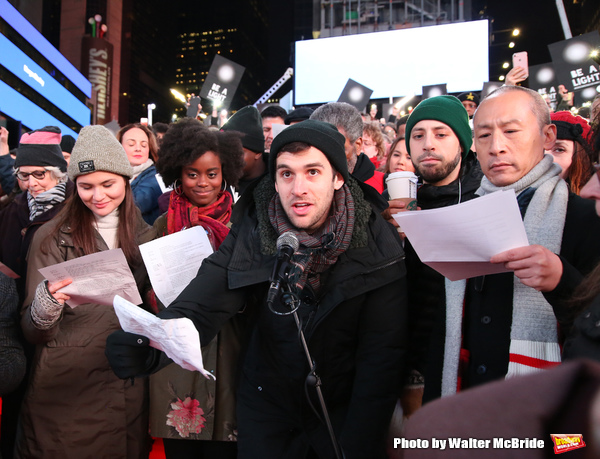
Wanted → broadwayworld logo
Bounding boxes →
[550,434,586,454]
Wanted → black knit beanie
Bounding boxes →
[405,95,473,157]
[15,126,67,172]
[284,107,314,125]
[60,135,76,153]
[221,106,265,153]
[269,119,349,182]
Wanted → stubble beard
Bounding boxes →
[416,149,462,185]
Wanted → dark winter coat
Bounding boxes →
[0,154,15,196]
[404,153,482,376]
[15,212,156,459]
[158,176,408,459]
[0,272,26,396]
[424,193,600,402]
[131,164,162,225]
[0,181,74,300]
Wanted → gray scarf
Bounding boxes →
[27,182,67,221]
[442,154,567,397]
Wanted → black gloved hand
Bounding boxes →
[105,330,158,379]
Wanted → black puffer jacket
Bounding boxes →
[160,176,408,459]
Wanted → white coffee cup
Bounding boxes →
[386,171,418,209]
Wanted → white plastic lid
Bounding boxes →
[386,171,417,182]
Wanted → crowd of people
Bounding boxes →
[1,70,600,459]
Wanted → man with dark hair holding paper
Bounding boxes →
[424,85,600,401]
[106,120,408,459]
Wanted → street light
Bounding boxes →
[148,103,156,126]
[512,28,520,37]
[170,88,187,104]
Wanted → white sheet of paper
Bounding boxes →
[393,190,530,280]
[38,248,142,307]
[113,295,214,379]
[139,226,214,306]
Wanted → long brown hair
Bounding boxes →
[568,260,600,331]
[565,141,594,195]
[42,176,143,268]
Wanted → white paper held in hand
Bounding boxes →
[393,190,530,281]
[139,226,214,306]
[113,295,215,380]
[38,248,142,307]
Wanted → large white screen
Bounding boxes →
[294,20,489,105]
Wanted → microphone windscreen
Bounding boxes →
[277,231,299,251]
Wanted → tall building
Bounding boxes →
[171,0,269,115]
[118,0,178,125]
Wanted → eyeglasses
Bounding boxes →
[16,170,48,181]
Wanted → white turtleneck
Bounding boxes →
[94,208,120,250]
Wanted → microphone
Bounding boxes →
[266,231,300,308]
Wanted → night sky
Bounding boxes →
[473,1,572,78]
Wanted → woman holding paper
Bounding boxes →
[150,117,244,459]
[16,125,156,459]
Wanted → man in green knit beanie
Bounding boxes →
[383,95,483,422]
[404,94,473,187]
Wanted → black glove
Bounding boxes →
[105,330,160,379]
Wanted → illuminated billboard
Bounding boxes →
[294,20,489,105]
[0,0,91,135]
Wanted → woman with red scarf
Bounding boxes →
[150,118,245,459]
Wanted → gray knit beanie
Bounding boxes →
[68,125,133,181]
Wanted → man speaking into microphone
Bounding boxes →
[106,120,408,459]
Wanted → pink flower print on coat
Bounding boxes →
[166,396,206,437]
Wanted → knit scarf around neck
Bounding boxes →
[27,182,67,221]
[268,184,354,294]
[442,154,568,397]
[167,187,232,249]
[131,159,154,182]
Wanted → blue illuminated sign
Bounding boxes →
[0,33,90,126]
[0,80,79,138]
[0,0,91,98]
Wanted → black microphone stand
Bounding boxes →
[277,286,344,459]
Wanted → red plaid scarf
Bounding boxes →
[268,184,354,294]
[166,187,232,249]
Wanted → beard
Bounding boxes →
[415,149,462,185]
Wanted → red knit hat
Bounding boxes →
[551,111,592,147]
